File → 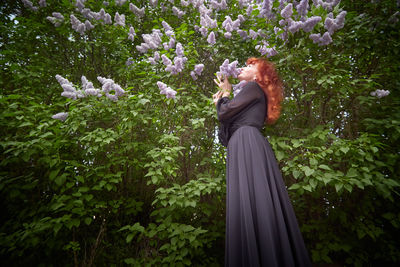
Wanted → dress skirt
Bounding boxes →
[225,126,311,267]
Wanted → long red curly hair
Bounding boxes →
[246,57,283,125]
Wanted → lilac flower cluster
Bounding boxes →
[150,0,158,7]
[160,43,188,75]
[309,32,332,45]
[75,0,85,10]
[103,1,109,6]
[255,42,278,57]
[126,57,134,66]
[198,13,217,38]
[312,0,341,12]
[21,0,38,11]
[239,0,251,8]
[47,12,65,27]
[148,51,160,65]
[70,14,94,35]
[82,76,101,97]
[181,0,189,7]
[97,76,125,101]
[217,59,240,78]
[210,0,227,11]
[190,64,205,80]
[91,8,112,24]
[324,11,347,35]
[39,0,47,7]
[114,12,125,27]
[370,89,390,98]
[55,74,81,100]
[129,3,145,18]
[222,16,241,39]
[172,6,186,18]
[136,30,163,53]
[207,31,216,45]
[161,21,176,50]
[115,0,128,6]
[128,27,135,41]
[296,0,309,17]
[281,3,293,19]
[52,112,69,121]
[157,81,177,99]
[259,0,273,19]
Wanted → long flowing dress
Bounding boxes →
[216,81,312,267]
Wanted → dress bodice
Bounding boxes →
[216,81,267,146]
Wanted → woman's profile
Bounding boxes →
[213,57,312,267]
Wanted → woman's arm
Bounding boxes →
[216,81,263,122]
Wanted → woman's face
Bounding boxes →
[238,63,259,82]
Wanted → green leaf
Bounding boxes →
[303,166,315,177]
[319,164,331,171]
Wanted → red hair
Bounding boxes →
[246,57,283,125]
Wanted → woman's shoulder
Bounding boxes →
[242,81,264,95]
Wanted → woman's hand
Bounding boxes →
[213,74,231,105]
[214,74,232,94]
[212,90,223,106]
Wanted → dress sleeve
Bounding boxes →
[216,81,263,123]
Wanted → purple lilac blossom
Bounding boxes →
[288,19,303,33]
[181,0,189,7]
[296,0,309,17]
[259,0,273,19]
[207,31,216,45]
[115,0,128,6]
[249,29,258,39]
[129,3,145,17]
[128,27,135,41]
[75,0,85,10]
[157,81,177,99]
[237,29,248,39]
[126,57,134,66]
[281,3,293,19]
[52,112,68,121]
[52,12,64,20]
[199,27,208,37]
[39,0,46,7]
[194,64,204,75]
[172,6,185,18]
[190,71,198,80]
[210,0,227,11]
[324,11,347,35]
[150,0,158,7]
[309,32,332,45]
[370,89,390,98]
[176,43,184,57]
[224,32,232,39]
[22,0,38,11]
[246,5,253,16]
[97,76,125,100]
[302,16,321,32]
[114,12,125,26]
[218,59,240,78]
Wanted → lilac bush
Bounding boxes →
[157,81,177,99]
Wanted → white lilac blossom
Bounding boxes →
[21,0,38,11]
[39,0,46,7]
[218,59,240,78]
[129,3,145,17]
[97,76,125,101]
[114,12,125,26]
[324,11,347,35]
[172,6,185,18]
[52,112,68,121]
[296,0,309,17]
[207,31,216,45]
[156,81,177,99]
[128,27,135,41]
[370,89,390,98]
[281,3,293,19]
[115,0,128,6]
[302,16,322,32]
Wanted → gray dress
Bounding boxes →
[217,81,312,267]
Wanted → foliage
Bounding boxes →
[1,0,399,266]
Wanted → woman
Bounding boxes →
[213,57,311,267]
